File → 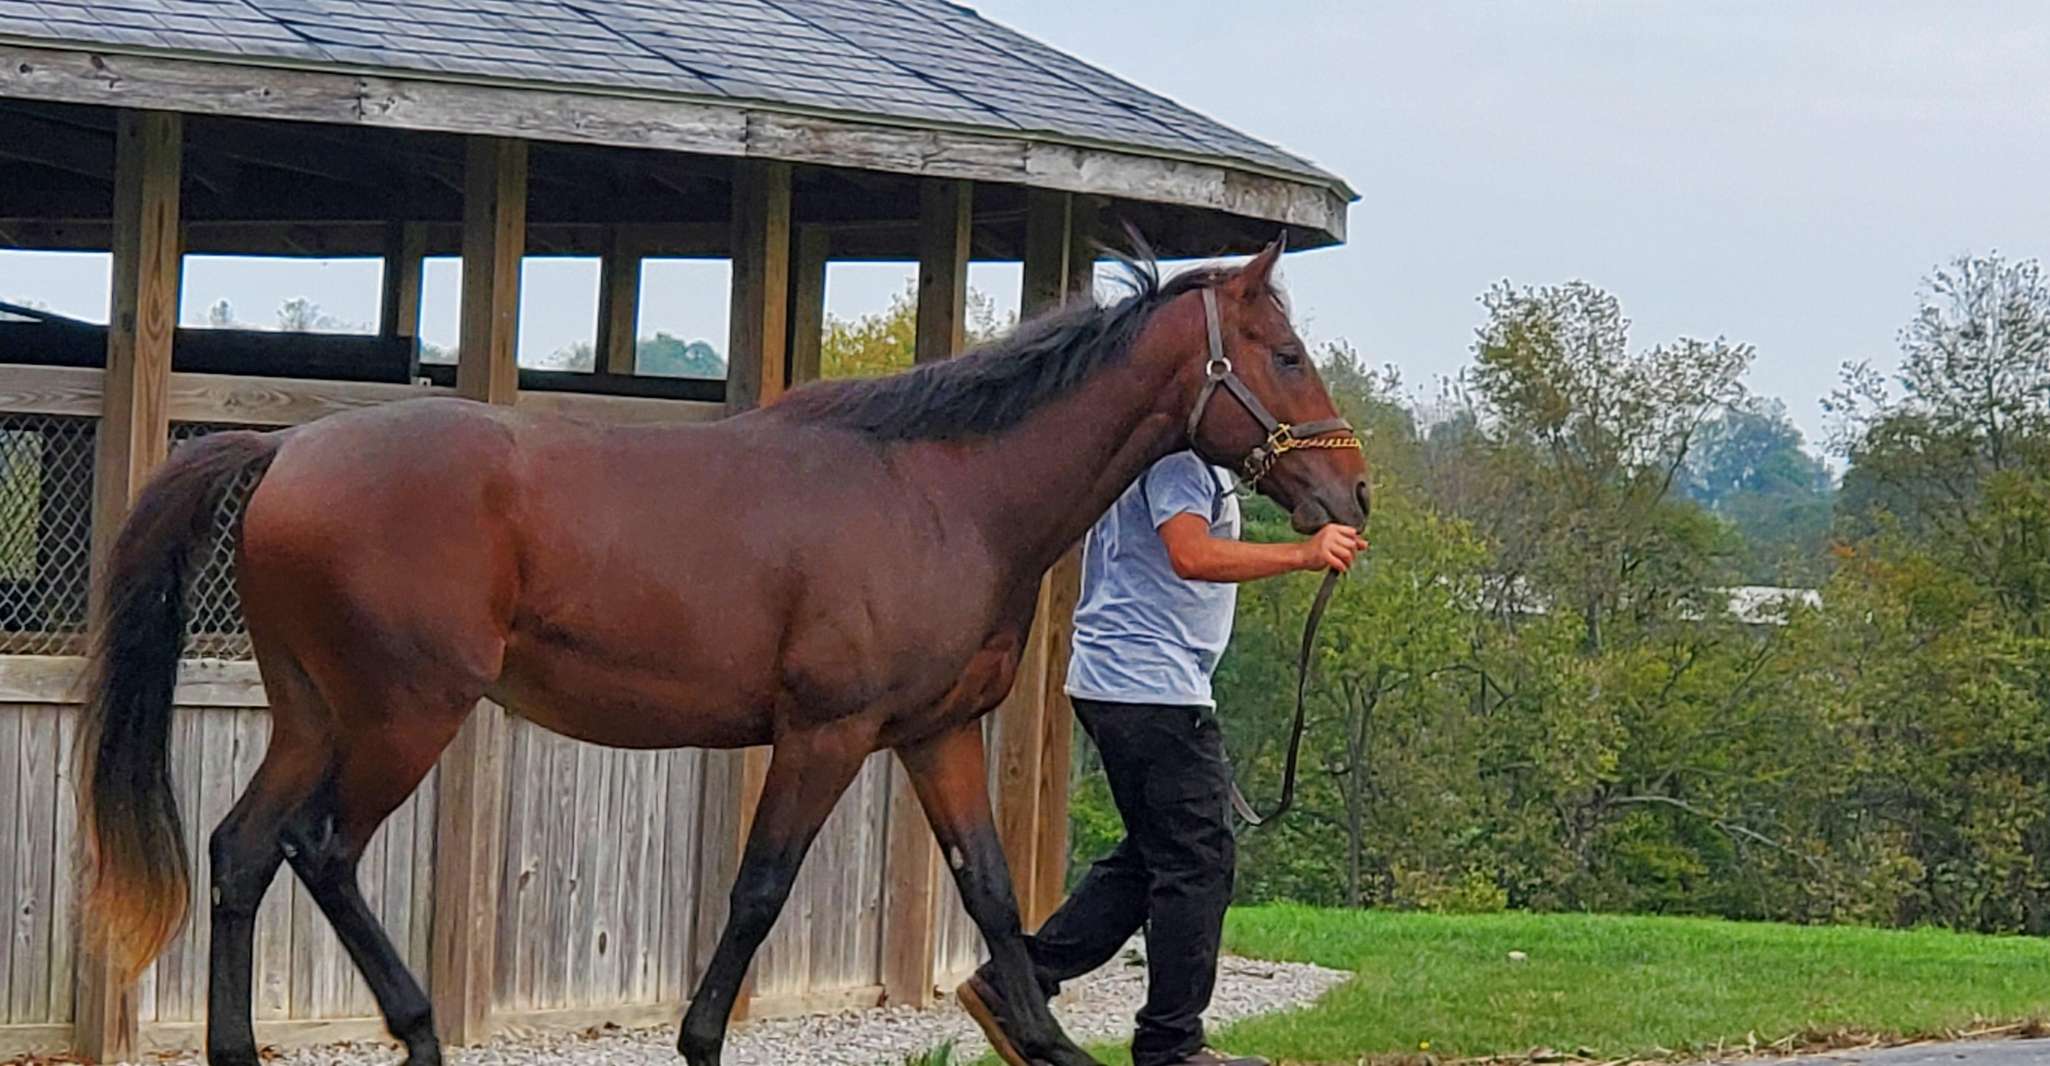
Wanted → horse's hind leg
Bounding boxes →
[900,723,1097,1066]
[205,659,333,1065]
[208,652,466,1066]
[281,696,470,1066]
[678,719,876,1066]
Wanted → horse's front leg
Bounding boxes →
[900,723,1099,1066]
[678,718,875,1066]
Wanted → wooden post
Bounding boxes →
[879,760,939,1008]
[1019,188,1072,315]
[993,189,1071,928]
[711,158,796,1021]
[379,220,427,373]
[76,107,182,1065]
[595,225,642,376]
[914,179,971,365]
[453,137,526,404]
[879,178,974,1008]
[787,224,828,386]
[726,160,792,414]
[1029,199,1098,924]
[430,134,526,1047]
[1031,547,1083,923]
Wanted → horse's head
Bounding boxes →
[1183,238,1372,534]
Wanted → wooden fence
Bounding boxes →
[0,662,1027,1058]
[0,368,1067,1059]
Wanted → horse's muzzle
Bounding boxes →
[1290,474,1371,534]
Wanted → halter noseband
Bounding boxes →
[1185,287,1362,484]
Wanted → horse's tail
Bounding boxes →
[78,429,280,982]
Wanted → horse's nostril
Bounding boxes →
[1354,478,1373,522]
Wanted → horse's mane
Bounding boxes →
[772,253,1231,442]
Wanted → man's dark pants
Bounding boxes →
[1024,698,1236,1066]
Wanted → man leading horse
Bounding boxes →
[78,236,1366,1066]
[957,268,1368,1066]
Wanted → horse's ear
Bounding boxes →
[1232,234,1287,299]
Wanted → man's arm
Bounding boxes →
[1158,514,1367,584]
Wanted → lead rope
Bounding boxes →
[1184,285,1363,828]
[1228,565,1342,827]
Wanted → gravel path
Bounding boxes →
[131,942,1347,1066]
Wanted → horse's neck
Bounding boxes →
[945,310,1198,577]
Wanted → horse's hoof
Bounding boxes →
[957,975,1030,1066]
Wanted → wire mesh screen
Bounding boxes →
[169,422,258,660]
[0,413,97,655]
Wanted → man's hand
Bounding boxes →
[1298,524,1368,573]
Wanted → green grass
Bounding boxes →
[976,906,2050,1065]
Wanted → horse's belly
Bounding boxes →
[488,638,775,750]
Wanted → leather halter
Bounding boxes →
[1183,286,1363,829]
[1186,287,1362,484]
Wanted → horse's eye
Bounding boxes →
[1274,346,1305,369]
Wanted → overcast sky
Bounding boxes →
[4,3,2046,446]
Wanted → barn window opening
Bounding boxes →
[181,256,382,336]
[635,259,730,380]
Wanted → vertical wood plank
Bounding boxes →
[659,750,703,1004]
[379,220,427,367]
[914,180,971,366]
[1027,200,1098,924]
[49,708,78,1026]
[453,137,526,405]
[12,707,57,1023]
[611,752,647,1003]
[877,178,975,1008]
[725,159,792,415]
[379,749,418,1008]
[786,224,828,387]
[595,226,643,377]
[0,710,20,1026]
[541,734,577,1008]
[1032,549,1083,925]
[433,134,524,1047]
[717,156,795,1020]
[688,749,740,995]
[495,722,538,1011]
[859,754,889,987]
[408,768,438,982]
[1065,196,1100,307]
[631,752,668,1003]
[994,584,1053,927]
[240,715,291,1022]
[994,188,1071,928]
[78,107,182,1062]
[431,695,507,1043]
[1020,189,1072,315]
[879,760,937,1008]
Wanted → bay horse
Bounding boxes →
[77,238,1369,1066]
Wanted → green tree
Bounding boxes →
[1682,398,1836,584]
[819,282,1003,380]
[1833,252,2050,630]
[1466,280,1751,649]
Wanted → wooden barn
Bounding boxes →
[0,1,1354,1059]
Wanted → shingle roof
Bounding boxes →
[0,0,1343,188]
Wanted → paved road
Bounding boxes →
[1738,1039,2050,1065]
